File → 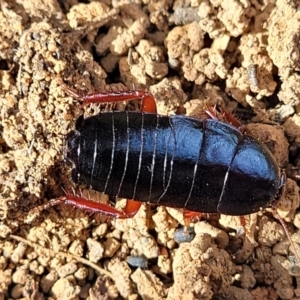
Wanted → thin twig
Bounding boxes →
[10,234,114,280]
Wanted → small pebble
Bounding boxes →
[10,284,23,298]
[127,255,148,269]
[174,227,195,244]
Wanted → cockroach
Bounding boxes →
[34,82,299,264]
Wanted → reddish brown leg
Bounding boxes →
[140,94,157,113]
[30,192,142,219]
[183,210,203,227]
[205,104,244,132]
[123,200,143,218]
[60,82,157,113]
[239,216,251,237]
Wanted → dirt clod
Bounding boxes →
[1,0,300,299]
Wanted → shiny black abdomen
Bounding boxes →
[66,111,280,215]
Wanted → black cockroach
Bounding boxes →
[58,83,286,217]
[34,82,299,263]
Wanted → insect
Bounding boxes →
[39,82,287,220]
[33,82,300,265]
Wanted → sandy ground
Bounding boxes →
[1,0,300,299]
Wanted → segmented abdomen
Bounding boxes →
[67,111,280,215]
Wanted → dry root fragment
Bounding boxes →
[9,235,114,279]
[247,64,259,90]
[170,7,200,25]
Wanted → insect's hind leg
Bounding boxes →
[60,81,157,113]
[183,210,203,227]
[30,192,143,219]
[205,104,245,132]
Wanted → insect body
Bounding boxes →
[34,82,286,222]
[32,82,299,266]
[66,109,284,216]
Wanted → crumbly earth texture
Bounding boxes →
[1,0,300,299]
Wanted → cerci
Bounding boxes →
[58,83,285,220]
